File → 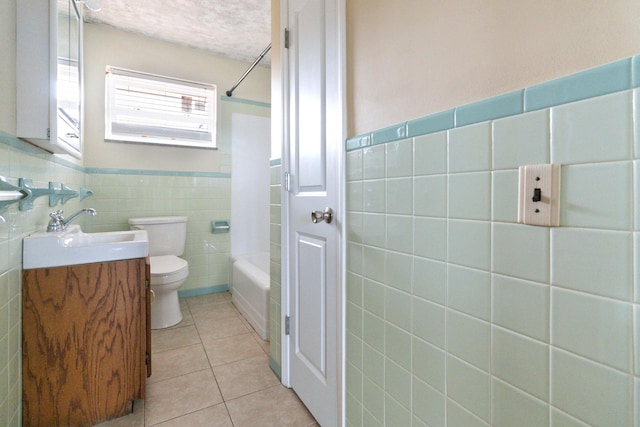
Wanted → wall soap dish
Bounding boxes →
[211,220,230,234]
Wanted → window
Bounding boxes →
[105,66,216,148]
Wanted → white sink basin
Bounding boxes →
[23,225,149,269]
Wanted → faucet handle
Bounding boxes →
[49,210,64,220]
[47,210,64,232]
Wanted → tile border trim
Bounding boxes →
[346,54,640,151]
[0,131,231,178]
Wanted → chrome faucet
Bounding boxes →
[47,208,97,232]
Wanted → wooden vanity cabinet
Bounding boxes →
[22,257,151,427]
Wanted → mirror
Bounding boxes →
[56,0,81,153]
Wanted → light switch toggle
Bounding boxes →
[532,188,542,202]
[518,164,561,227]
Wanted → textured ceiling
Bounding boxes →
[83,0,271,65]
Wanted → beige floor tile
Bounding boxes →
[185,292,232,310]
[151,324,201,353]
[226,385,316,427]
[250,329,270,353]
[150,403,233,427]
[213,354,280,400]
[144,369,223,426]
[94,400,144,427]
[191,302,241,322]
[148,344,210,384]
[202,333,265,366]
[196,315,250,343]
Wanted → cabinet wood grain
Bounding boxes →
[22,258,147,427]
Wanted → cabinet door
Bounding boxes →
[22,258,146,426]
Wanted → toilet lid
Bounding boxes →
[149,255,188,276]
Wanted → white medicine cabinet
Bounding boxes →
[17,0,83,158]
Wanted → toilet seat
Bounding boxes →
[149,255,189,286]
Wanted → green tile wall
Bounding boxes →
[269,161,282,376]
[345,56,640,427]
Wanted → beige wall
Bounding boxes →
[83,23,271,172]
[347,0,640,136]
[0,0,17,135]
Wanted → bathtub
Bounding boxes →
[231,252,270,340]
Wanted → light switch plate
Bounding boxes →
[518,164,561,226]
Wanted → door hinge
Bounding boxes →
[46,128,50,138]
[145,352,150,365]
[284,172,291,192]
[284,28,290,49]
[285,315,290,335]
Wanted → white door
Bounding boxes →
[284,0,344,425]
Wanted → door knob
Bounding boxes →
[311,207,333,224]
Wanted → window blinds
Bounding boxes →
[105,66,217,148]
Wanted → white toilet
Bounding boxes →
[128,216,189,329]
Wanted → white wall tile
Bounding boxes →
[635,89,640,159]
[385,252,412,293]
[347,181,363,212]
[552,287,631,372]
[362,376,384,424]
[385,394,411,426]
[634,160,640,230]
[363,180,385,213]
[347,212,363,244]
[635,377,640,427]
[414,175,447,217]
[385,287,412,331]
[551,228,632,300]
[363,145,386,179]
[446,355,491,422]
[347,150,363,182]
[363,278,385,318]
[386,177,412,215]
[551,90,632,164]
[413,257,446,304]
[363,312,385,353]
[414,131,447,176]
[448,220,491,270]
[448,122,491,173]
[635,233,640,303]
[493,223,549,283]
[492,274,549,342]
[412,297,445,349]
[447,400,489,427]
[635,304,640,376]
[447,310,490,371]
[385,358,411,409]
[492,327,549,400]
[551,349,631,427]
[386,139,413,178]
[550,409,591,427]
[362,213,385,248]
[414,217,447,261]
[447,264,490,320]
[412,337,445,392]
[492,379,549,427]
[492,169,519,223]
[412,377,445,427]
[448,172,491,220]
[362,246,385,284]
[386,215,413,254]
[560,161,632,230]
[492,109,550,170]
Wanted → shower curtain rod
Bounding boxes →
[225,44,271,97]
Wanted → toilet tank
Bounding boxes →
[128,216,187,257]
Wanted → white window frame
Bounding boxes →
[105,66,217,149]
